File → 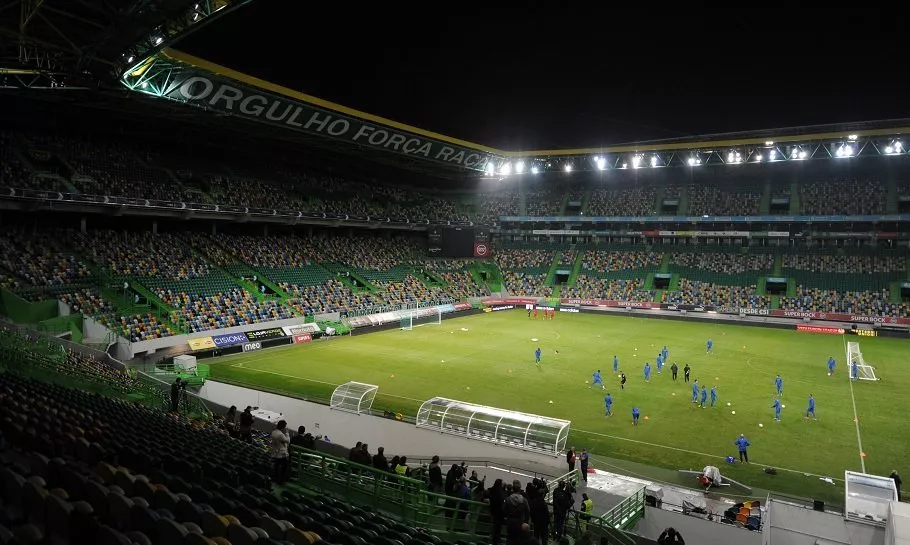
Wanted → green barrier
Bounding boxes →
[0,288,59,324]
[290,447,491,542]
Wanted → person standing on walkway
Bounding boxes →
[566,447,576,472]
[579,449,589,482]
[735,434,751,464]
[891,470,902,501]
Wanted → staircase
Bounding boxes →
[886,177,899,214]
[579,188,593,215]
[544,252,563,285]
[773,254,782,276]
[677,185,689,215]
[566,252,584,287]
[789,182,800,214]
[759,181,772,214]
[889,281,903,303]
[787,277,797,297]
[667,274,680,292]
[651,186,665,215]
[659,254,671,274]
[756,277,767,296]
[643,273,655,291]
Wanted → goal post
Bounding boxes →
[846,341,879,381]
[400,306,442,331]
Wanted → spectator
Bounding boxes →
[504,479,530,544]
[269,420,290,485]
[290,425,310,448]
[223,405,237,438]
[395,456,410,477]
[528,486,549,544]
[169,377,182,412]
[489,478,506,545]
[658,527,685,544]
[373,446,389,471]
[891,470,902,501]
[428,455,444,493]
[239,406,253,443]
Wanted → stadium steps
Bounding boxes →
[773,254,782,275]
[643,273,654,291]
[466,263,488,291]
[659,254,670,274]
[770,295,781,309]
[787,277,797,297]
[652,185,665,214]
[544,252,563,285]
[131,149,179,183]
[907,257,910,279]
[480,262,503,292]
[238,265,294,301]
[677,185,689,215]
[756,276,767,296]
[414,269,445,287]
[760,181,772,214]
[579,188,592,215]
[322,264,376,293]
[567,251,584,286]
[558,193,570,215]
[886,178,899,213]
[667,274,679,291]
[890,281,903,303]
[789,182,800,213]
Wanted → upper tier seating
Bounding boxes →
[476,192,519,224]
[586,187,656,216]
[0,229,91,300]
[663,279,770,309]
[525,190,562,216]
[156,287,294,333]
[687,184,762,216]
[782,253,907,291]
[59,289,173,343]
[670,252,774,285]
[799,179,886,215]
[72,230,210,280]
[494,249,553,272]
[580,249,662,279]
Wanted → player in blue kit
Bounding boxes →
[656,354,663,374]
[662,346,669,360]
[827,356,836,375]
[775,374,783,396]
[710,385,718,408]
[632,406,640,426]
[604,393,613,416]
[644,362,651,382]
[700,385,708,408]
[535,347,541,366]
[691,380,699,403]
[852,360,859,381]
[772,398,782,421]
[805,394,816,421]
[706,338,713,354]
[591,370,604,390]
[613,355,619,374]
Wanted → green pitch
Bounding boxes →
[208,311,910,506]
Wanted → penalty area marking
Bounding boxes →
[573,427,845,482]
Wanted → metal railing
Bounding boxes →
[583,485,646,545]
[289,446,491,542]
[134,369,213,418]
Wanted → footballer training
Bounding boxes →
[206,309,908,505]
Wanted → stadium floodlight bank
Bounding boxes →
[416,397,571,456]
[846,342,879,381]
[400,306,442,331]
[330,381,379,414]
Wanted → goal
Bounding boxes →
[400,307,442,331]
[846,341,878,381]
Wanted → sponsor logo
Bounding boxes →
[212,332,249,347]
[242,342,263,352]
[473,242,489,257]
[559,308,580,313]
[850,315,895,324]
[282,323,320,336]
[187,336,215,350]
[453,302,472,311]
[739,308,770,316]
[797,325,844,335]
[782,310,816,318]
[293,333,312,344]
[490,305,514,311]
[246,328,285,341]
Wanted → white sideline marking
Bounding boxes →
[220,366,425,403]
[574,427,844,482]
[843,335,866,473]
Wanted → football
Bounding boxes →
[758,423,764,428]
[731,410,736,415]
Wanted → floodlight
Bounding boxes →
[499,162,512,175]
[595,157,606,170]
[769,149,778,160]
[530,166,539,174]
[726,152,734,162]
[620,162,628,169]
[848,134,858,141]
[687,157,696,166]
[799,150,808,159]
[754,153,763,162]
[631,155,641,168]
[650,155,659,167]
[564,164,572,173]
[515,161,525,174]
[484,162,495,175]
[127,56,134,63]
[154,36,163,45]
[764,140,774,146]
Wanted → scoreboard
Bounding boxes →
[427,226,491,258]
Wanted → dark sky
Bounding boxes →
[180,3,910,151]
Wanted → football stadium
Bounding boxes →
[1,3,909,545]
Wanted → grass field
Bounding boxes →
[207,310,910,506]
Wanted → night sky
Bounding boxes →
[180,3,910,151]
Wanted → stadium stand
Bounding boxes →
[663,279,770,309]
[798,179,886,215]
[669,252,773,286]
[687,183,762,216]
[525,190,562,216]
[780,286,910,318]
[59,288,173,343]
[562,277,654,302]
[580,249,662,279]
[476,191,519,224]
[586,186,656,216]
[0,229,92,300]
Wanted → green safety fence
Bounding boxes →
[289,447,492,542]
[0,288,59,324]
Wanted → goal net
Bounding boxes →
[400,307,442,331]
[846,341,878,381]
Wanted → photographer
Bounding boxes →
[658,527,685,544]
[169,377,184,413]
[552,480,575,539]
